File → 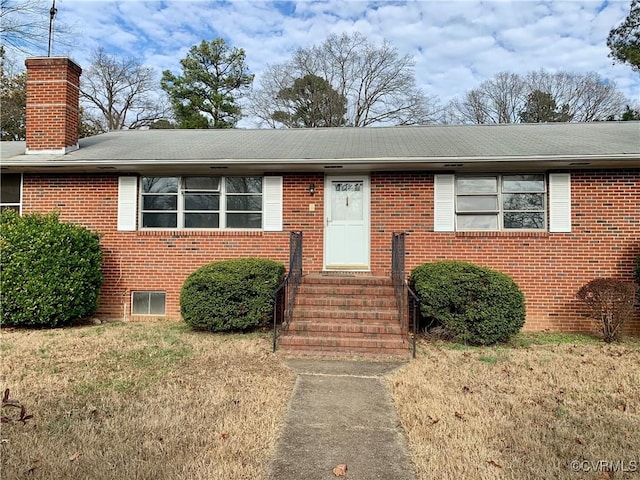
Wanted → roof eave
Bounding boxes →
[1,153,638,174]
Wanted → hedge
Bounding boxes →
[180,258,285,332]
[409,261,525,345]
[1,210,103,327]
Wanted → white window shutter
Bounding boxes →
[434,174,455,232]
[263,176,283,232]
[549,173,571,233]
[117,176,137,231]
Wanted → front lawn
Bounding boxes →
[3,323,638,480]
[0,322,295,479]
[389,334,640,480]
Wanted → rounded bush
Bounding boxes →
[180,258,285,332]
[409,261,525,345]
[1,210,103,328]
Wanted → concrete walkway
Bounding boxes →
[268,359,417,480]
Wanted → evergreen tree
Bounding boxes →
[161,38,254,129]
[271,74,347,128]
[519,90,573,123]
[607,0,640,72]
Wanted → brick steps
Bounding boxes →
[278,336,408,356]
[278,274,409,358]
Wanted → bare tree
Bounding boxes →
[449,72,526,124]
[0,69,26,140]
[449,69,627,124]
[525,70,626,122]
[248,32,440,127]
[0,0,72,55]
[80,48,169,131]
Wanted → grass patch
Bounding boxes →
[514,332,602,346]
[390,340,640,480]
[0,321,295,479]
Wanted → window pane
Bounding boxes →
[456,177,497,194]
[503,175,545,192]
[185,213,219,228]
[457,214,499,230]
[226,177,262,193]
[142,213,177,228]
[149,292,166,315]
[226,213,262,228]
[457,195,498,212]
[183,177,220,190]
[0,205,20,213]
[331,181,363,221]
[503,193,544,211]
[132,292,150,315]
[184,194,219,211]
[504,212,545,229]
[226,195,262,211]
[0,174,20,203]
[142,177,178,193]
[143,195,177,210]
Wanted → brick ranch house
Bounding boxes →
[2,57,639,343]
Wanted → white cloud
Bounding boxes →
[18,0,633,127]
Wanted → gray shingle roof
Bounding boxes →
[2,122,638,173]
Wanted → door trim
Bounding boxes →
[323,174,371,271]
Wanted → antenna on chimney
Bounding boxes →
[47,0,57,57]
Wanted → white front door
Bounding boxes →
[324,175,370,270]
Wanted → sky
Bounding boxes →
[17,0,640,127]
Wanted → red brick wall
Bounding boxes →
[22,170,639,333]
[25,58,81,152]
[370,170,640,333]
[23,174,325,320]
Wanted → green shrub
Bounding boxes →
[409,261,526,345]
[180,258,285,332]
[0,210,103,327]
[576,278,636,342]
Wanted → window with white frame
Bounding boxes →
[131,291,166,315]
[455,174,546,230]
[140,176,263,229]
[1,173,22,213]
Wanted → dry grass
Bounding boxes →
[0,321,295,480]
[389,334,640,480]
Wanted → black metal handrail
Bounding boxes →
[272,231,303,352]
[392,232,418,358]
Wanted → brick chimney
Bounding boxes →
[25,57,82,154]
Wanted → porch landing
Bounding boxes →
[277,274,410,358]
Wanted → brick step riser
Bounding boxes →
[279,347,409,357]
[288,321,402,330]
[277,350,410,359]
[297,286,396,297]
[286,327,405,338]
[292,310,400,322]
[302,276,393,287]
[279,337,407,349]
[288,320,402,331]
[294,298,398,308]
